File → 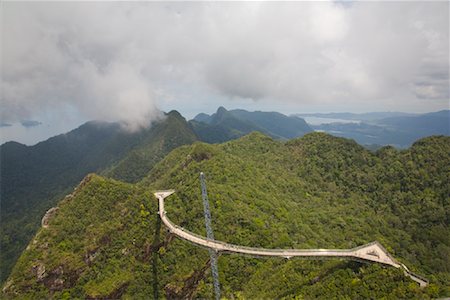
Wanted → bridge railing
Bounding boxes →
[162,212,354,254]
[158,194,428,287]
[352,241,399,265]
[404,270,429,283]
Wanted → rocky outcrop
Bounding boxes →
[31,263,46,281]
[41,174,95,229]
[41,207,59,228]
[84,248,99,266]
[73,173,94,195]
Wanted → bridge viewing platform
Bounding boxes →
[154,190,428,288]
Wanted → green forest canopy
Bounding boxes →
[3,132,449,299]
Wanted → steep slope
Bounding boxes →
[4,133,449,299]
[0,111,197,283]
[190,107,312,143]
[1,121,124,284]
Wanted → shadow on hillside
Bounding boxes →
[152,216,162,299]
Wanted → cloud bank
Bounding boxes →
[1,1,448,130]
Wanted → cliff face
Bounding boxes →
[4,133,450,299]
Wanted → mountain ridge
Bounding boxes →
[190,107,312,143]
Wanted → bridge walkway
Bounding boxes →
[154,190,428,288]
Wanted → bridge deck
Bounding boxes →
[154,190,428,287]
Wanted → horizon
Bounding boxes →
[1,106,448,146]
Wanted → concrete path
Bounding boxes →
[154,190,428,287]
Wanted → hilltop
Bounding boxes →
[3,132,449,298]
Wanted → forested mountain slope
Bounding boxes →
[4,132,449,299]
[0,111,197,283]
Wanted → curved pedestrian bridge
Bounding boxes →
[155,190,428,287]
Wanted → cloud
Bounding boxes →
[1,1,448,132]
[1,2,164,130]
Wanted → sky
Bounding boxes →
[1,1,449,145]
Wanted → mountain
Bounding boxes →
[191,107,312,143]
[190,107,270,143]
[105,111,198,183]
[0,111,197,283]
[228,109,312,139]
[192,112,212,124]
[4,132,449,298]
[309,110,449,148]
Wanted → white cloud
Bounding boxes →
[1,1,448,135]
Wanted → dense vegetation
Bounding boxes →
[0,107,310,284]
[0,111,197,283]
[4,132,449,298]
